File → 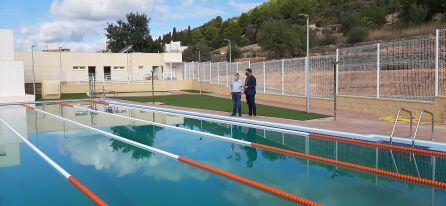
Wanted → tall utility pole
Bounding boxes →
[224,39,232,63]
[31,44,38,97]
[299,14,310,113]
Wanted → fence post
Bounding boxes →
[281,60,285,95]
[170,62,173,80]
[197,62,200,83]
[376,43,380,98]
[226,62,229,87]
[335,49,339,94]
[183,62,186,80]
[209,62,212,84]
[236,62,239,73]
[435,29,439,97]
[263,61,266,93]
[248,60,251,69]
[217,62,220,85]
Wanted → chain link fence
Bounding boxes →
[182,29,445,101]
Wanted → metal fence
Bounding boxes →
[183,29,446,101]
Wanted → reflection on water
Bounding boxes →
[109,125,161,160]
[0,106,29,168]
[7,103,445,206]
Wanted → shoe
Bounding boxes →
[230,114,236,117]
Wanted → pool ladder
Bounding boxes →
[389,108,435,146]
[388,108,435,176]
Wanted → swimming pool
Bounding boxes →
[0,100,445,206]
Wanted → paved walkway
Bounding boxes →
[116,92,446,143]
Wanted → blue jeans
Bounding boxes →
[231,92,242,116]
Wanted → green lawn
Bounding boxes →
[60,93,88,100]
[117,94,328,121]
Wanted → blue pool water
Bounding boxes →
[0,102,445,206]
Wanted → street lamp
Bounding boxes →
[31,44,38,98]
[224,39,232,63]
[299,13,310,113]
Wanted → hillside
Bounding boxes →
[157,0,446,61]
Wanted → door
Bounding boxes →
[104,66,111,80]
[88,66,96,78]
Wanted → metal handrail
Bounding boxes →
[412,110,435,147]
[390,108,414,144]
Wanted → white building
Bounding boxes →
[0,29,34,103]
[15,51,184,83]
[164,41,188,53]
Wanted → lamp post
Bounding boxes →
[331,61,339,121]
[31,44,38,97]
[299,13,310,113]
[224,39,232,63]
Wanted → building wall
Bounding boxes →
[14,52,182,83]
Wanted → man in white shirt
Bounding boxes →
[230,73,244,117]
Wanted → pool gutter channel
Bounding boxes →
[52,102,446,189]
[23,104,319,206]
[104,99,446,152]
[0,118,108,206]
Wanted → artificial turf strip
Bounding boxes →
[117,94,328,121]
[181,90,210,93]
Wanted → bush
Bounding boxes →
[346,26,369,43]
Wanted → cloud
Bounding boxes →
[228,0,260,12]
[13,0,241,52]
[19,20,97,43]
[16,0,169,52]
[49,0,168,21]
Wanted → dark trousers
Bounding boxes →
[246,93,256,116]
[231,92,242,116]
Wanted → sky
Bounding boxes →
[0,0,267,52]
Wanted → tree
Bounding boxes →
[162,32,172,44]
[400,3,429,25]
[346,26,369,43]
[185,26,192,45]
[105,12,158,52]
[172,27,178,41]
[257,20,304,58]
[182,40,211,62]
[227,44,241,61]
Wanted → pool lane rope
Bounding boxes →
[54,102,446,189]
[0,118,107,206]
[102,100,446,159]
[23,104,319,206]
[308,133,446,159]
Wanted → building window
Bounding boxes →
[73,66,86,70]
[113,66,125,70]
[139,66,144,70]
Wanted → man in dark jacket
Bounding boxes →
[244,68,256,117]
